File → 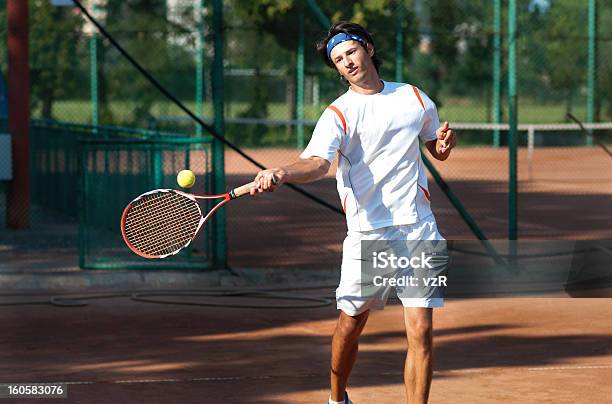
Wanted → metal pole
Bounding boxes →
[296,11,305,149]
[586,0,597,146]
[395,0,404,82]
[306,0,330,29]
[195,0,205,136]
[508,0,518,241]
[212,0,226,268]
[6,0,30,228]
[90,34,98,127]
[493,0,501,147]
[527,126,534,182]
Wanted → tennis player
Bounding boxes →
[252,21,456,404]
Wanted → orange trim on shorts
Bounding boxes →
[327,105,347,135]
[411,86,426,111]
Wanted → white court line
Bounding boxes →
[384,369,490,376]
[389,365,612,376]
[28,365,612,387]
[46,374,318,386]
[527,365,612,371]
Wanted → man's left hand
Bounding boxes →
[436,122,456,155]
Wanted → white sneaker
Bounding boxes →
[328,392,353,404]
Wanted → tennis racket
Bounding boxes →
[121,178,274,259]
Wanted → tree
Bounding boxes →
[29,0,84,119]
[597,1,611,120]
[100,0,196,126]
[533,0,587,116]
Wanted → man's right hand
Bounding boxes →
[250,168,286,195]
[250,157,330,195]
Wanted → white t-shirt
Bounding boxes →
[300,81,440,232]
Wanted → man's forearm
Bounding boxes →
[281,157,330,184]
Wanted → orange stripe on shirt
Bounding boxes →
[327,105,347,135]
[342,193,348,215]
[411,86,426,111]
[418,184,431,202]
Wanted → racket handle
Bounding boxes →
[229,175,278,199]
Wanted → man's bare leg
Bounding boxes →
[403,307,433,404]
[330,309,369,402]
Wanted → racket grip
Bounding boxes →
[229,175,278,199]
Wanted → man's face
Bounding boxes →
[329,40,374,84]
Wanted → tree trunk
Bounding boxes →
[41,88,53,118]
[565,88,574,117]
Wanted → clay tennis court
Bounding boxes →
[2,144,611,403]
[2,293,611,402]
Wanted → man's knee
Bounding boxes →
[406,319,433,351]
[335,310,369,341]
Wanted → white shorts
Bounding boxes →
[336,216,446,316]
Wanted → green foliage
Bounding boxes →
[236,70,270,146]
[99,0,199,126]
[230,0,418,77]
[597,2,612,119]
[1,0,611,138]
[29,0,84,118]
[527,0,586,114]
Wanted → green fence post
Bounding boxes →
[395,0,404,82]
[90,33,98,127]
[508,0,518,242]
[152,144,163,188]
[196,0,205,137]
[212,0,226,268]
[306,0,331,28]
[296,11,305,150]
[78,142,87,269]
[492,0,501,147]
[586,0,597,146]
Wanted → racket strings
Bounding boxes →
[133,195,199,254]
[128,203,188,254]
[127,195,199,256]
[123,191,202,257]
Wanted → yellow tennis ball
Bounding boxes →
[177,169,196,188]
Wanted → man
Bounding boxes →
[251,21,456,404]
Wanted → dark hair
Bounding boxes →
[315,21,382,73]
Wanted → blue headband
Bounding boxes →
[326,33,367,61]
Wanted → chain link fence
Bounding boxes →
[0,0,611,270]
